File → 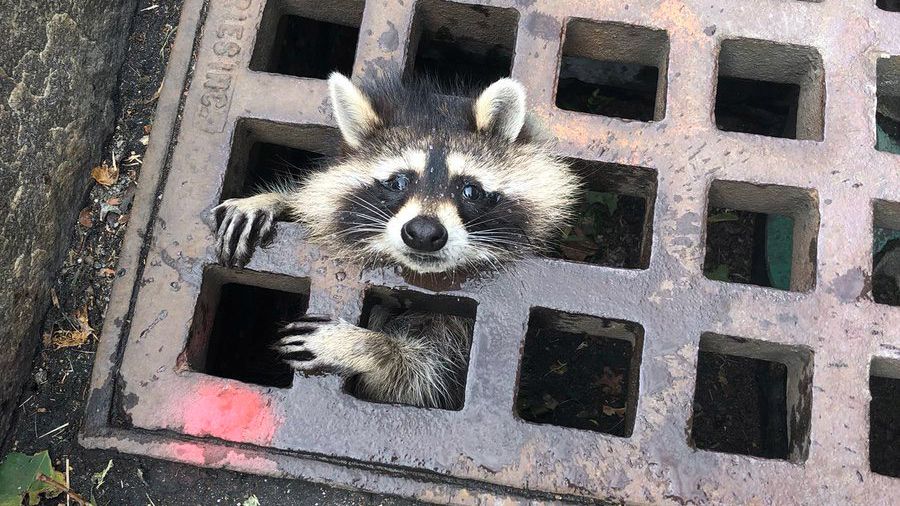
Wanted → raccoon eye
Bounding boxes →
[462,183,483,201]
[383,173,410,192]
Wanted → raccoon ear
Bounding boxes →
[474,78,527,142]
[328,73,381,149]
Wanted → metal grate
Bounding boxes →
[83,0,900,502]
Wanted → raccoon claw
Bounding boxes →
[274,318,355,373]
[212,199,276,268]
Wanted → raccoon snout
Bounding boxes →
[401,216,448,252]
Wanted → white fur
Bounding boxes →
[328,72,381,149]
[474,78,527,142]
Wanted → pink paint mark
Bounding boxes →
[167,442,206,466]
[180,382,280,445]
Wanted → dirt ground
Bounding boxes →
[0,2,408,504]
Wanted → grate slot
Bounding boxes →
[876,56,900,153]
[249,0,364,79]
[346,287,478,410]
[553,160,658,269]
[185,266,311,388]
[221,120,341,206]
[870,357,900,478]
[704,180,819,292]
[515,308,644,437]
[556,19,669,122]
[407,0,518,89]
[715,38,825,141]
[873,200,900,307]
[690,333,813,462]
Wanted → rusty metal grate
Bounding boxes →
[83,0,900,502]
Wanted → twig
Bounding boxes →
[38,422,69,439]
[37,474,90,505]
[66,457,71,506]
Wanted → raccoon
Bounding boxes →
[213,73,580,409]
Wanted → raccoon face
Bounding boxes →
[292,73,579,274]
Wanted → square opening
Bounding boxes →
[407,0,518,89]
[870,357,900,478]
[249,0,364,79]
[877,56,900,154]
[715,38,825,141]
[690,333,813,462]
[877,0,900,12]
[704,180,819,292]
[552,160,658,269]
[347,287,478,410]
[185,266,311,388]
[873,200,900,306]
[515,308,644,437]
[556,19,669,122]
[221,119,341,207]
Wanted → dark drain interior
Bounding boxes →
[408,0,518,89]
[691,351,789,459]
[873,200,900,306]
[876,56,900,153]
[553,160,658,269]
[870,359,900,478]
[704,208,794,289]
[877,0,900,12]
[188,268,311,388]
[715,77,800,139]
[236,142,326,199]
[249,0,363,79]
[715,38,824,141]
[515,308,643,437]
[556,20,669,121]
[345,287,478,410]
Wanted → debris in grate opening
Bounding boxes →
[873,232,900,307]
[704,208,794,290]
[344,288,477,410]
[877,0,900,12]
[553,192,647,268]
[869,373,900,478]
[251,15,359,79]
[516,309,642,437]
[238,142,327,199]
[876,56,900,153]
[715,76,800,139]
[691,351,790,459]
[556,59,659,121]
[200,277,310,388]
[410,0,517,89]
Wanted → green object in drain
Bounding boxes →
[765,215,794,291]
[877,123,900,154]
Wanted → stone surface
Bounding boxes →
[0,0,138,436]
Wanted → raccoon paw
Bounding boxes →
[274,315,366,373]
[212,198,277,268]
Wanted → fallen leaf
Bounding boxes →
[106,197,121,206]
[91,163,118,186]
[78,207,93,228]
[597,366,625,396]
[0,451,65,506]
[602,405,627,417]
[241,495,261,506]
[541,393,559,411]
[98,268,116,278]
[91,460,113,490]
[139,135,150,146]
[143,124,152,135]
[51,306,95,349]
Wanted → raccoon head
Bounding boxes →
[291,73,580,274]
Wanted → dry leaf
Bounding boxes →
[602,405,626,417]
[548,360,568,375]
[106,197,121,206]
[91,162,119,186]
[99,268,116,278]
[143,124,152,134]
[541,393,559,411]
[139,135,150,146]
[51,306,95,349]
[78,207,93,228]
[597,366,625,396]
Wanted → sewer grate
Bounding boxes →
[83,0,900,503]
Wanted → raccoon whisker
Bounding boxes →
[340,193,393,222]
[340,211,390,226]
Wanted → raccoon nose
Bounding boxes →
[401,216,448,252]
